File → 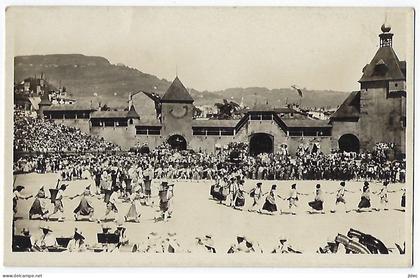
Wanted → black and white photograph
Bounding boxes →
[4,6,414,267]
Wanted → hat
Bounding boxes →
[383,181,389,186]
[256,182,262,186]
[15,185,25,192]
[236,236,246,244]
[40,225,53,233]
[340,181,345,186]
[279,235,287,242]
[364,181,369,186]
[316,184,321,189]
[291,184,296,189]
[21,228,30,236]
[60,184,68,190]
[74,229,85,241]
[271,184,277,190]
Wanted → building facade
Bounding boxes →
[40,25,406,157]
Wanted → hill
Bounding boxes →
[14,54,349,117]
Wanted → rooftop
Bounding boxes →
[161,77,194,103]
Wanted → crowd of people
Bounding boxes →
[13,111,405,184]
[14,111,120,153]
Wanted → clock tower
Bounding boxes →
[160,76,194,149]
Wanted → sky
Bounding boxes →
[7,6,413,92]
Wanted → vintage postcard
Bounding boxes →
[4,6,414,267]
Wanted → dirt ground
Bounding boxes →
[12,173,406,254]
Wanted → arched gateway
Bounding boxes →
[167,135,187,151]
[249,133,274,156]
[338,134,360,153]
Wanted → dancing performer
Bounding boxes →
[248,182,262,212]
[48,184,68,222]
[261,184,282,215]
[308,184,324,213]
[233,180,246,210]
[71,186,95,221]
[357,181,372,212]
[330,181,354,213]
[125,185,143,222]
[286,183,307,215]
[100,186,120,221]
[13,185,32,218]
[272,236,301,254]
[33,225,57,252]
[376,181,390,211]
[67,229,87,252]
[29,186,49,220]
[157,181,174,221]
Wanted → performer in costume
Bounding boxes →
[67,229,87,252]
[48,184,68,221]
[329,181,354,213]
[357,181,372,212]
[308,184,324,213]
[248,182,262,211]
[13,185,32,218]
[233,180,246,210]
[29,186,49,220]
[376,181,390,211]
[100,186,120,221]
[261,184,281,215]
[33,225,57,252]
[286,183,308,215]
[125,185,143,222]
[72,186,95,221]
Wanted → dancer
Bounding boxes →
[100,186,120,221]
[261,184,282,215]
[357,181,372,212]
[248,182,263,212]
[48,184,68,221]
[33,225,57,252]
[29,186,49,220]
[286,183,308,215]
[329,181,354,213]
[308,184,324,213]
[125,185,143,222]
[13,185,32,218]
[233,180,246,210]
[376,181,390,211]
[71,186,95,221]
[67,229,87,252]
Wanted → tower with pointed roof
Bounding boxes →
[160,76,194,149]
[358,24,406,154]
[331,24,406,156]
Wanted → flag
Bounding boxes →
[291,85,303,98]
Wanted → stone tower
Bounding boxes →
[358,24,406,154]
[160,77,194,149]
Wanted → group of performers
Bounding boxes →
[13,178,175,223]
[210,177,406,215]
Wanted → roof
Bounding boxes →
[330,91,360,120]
[91,111,129,119]
[136,118,162,127]
[273,107,297,114]
[127,105,140,119]
[250,102,275,112]
[161,77,194,103]
[44,104,96,112]
[282,118,331,128]
[359,46,406,83]
[192,119,239,128]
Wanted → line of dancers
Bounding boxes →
[210,178,406,215]
[13,180,175,223]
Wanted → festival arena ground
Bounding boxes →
[12,173,406,254]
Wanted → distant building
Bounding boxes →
[330,24,406,157]
[40,25,406,156]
